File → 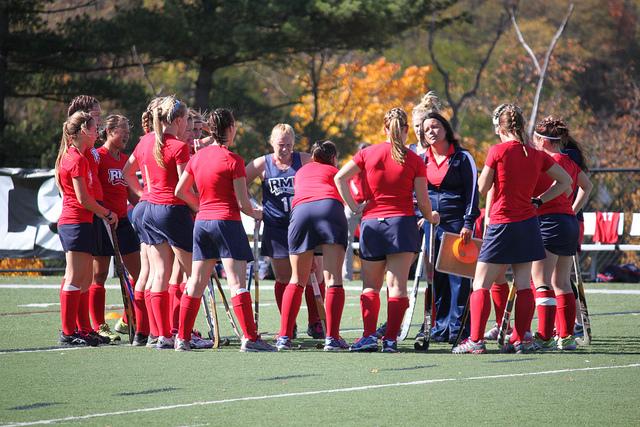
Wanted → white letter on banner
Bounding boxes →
[0,176,37,250]
[35,177,63,252]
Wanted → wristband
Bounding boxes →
[531,197,543,208]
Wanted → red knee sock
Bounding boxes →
[76,290,93,334]
[470,289,491,342]
[88,283,106,330]
[274,281,287,313]
[168,283,182,333]
[278,284,304,338]
[150,291,171,338]
[178,294,201,341]
[144,289,158,337]
[232,291,259,341]
[60,289,80,336]
[305,280,326,324]
[134,290,149,335]
[556,292,576,338]
[490,282,509,325]
[512,288,535,343]
[535,288,556,340]
[326,286,345,338]
[360,292,381,337]
[384,297,409,341]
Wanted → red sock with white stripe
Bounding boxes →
[134,290,149,335]
[60,289,80,336]
[279,284,304,338]
[232,290,259,341]
[512,288,535,343]
[178,294,201,340]
[535,288,556,340]
[326,286,345,338]
[384,297,409,341]
[144,289,158,337]
[360,291,380,337]
[470,289,491,342]
[555,292,576,338]
[274,281,287,312]
[76,290,93,334]
[490,282,509,325]
[150,291,172,338]
[89,283,106,330]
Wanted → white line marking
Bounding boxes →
[0,347,87,355]
[3,363,639,426]
[17,303,60,308]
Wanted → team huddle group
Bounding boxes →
[54,90,591,353]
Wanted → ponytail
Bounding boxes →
[153,107,165,168]
[311,140,337,165]
[384,107,408,165]
[55,111,93,191]
[535,115,589,171]
[497,104,528,157]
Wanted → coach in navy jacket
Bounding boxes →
[416,112,480,344]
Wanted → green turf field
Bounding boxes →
[1,276,639,426]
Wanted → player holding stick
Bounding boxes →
[275,141,348,351]
[175,108,273,352]
[336,108,439,353]
[452,104,572,354]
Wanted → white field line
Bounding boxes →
[2,284,640,294]
[2,363,639,427]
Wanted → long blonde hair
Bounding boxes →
[55,111,94,191]
[152,95,187,168]
[384,107,409,164]
[141,97,163,135]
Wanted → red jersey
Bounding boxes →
[352,142,426,220]
[426,143,455,188]
[185,145,246,221]
[140,133,190,205]
[84,146,103,201]
[58,146,94,225]
[96,146,129,218]
[349,171,367,204]
[485,140,555,224]
[291,162,342,209]
[132,133,153,201]
[533,152,580,216]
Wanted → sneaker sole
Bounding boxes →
[349,346,378,352]
[323,346,346,352]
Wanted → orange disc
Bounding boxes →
[452,238,478,264]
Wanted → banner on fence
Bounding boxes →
[0,168,63,258]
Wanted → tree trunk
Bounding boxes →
[194,58,214,111]
[0,4,8,144]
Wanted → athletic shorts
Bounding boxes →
[58,223,96,254]
[538,214,579,256]
[193,220,253,262]
[131,200,150,245]
[260,224,290,259]
[143,203,193,252]
[91,214,104,256]
[94,217,140,257]
[478,216,545,264]
[359,215,420,261]
[288,199,348,255]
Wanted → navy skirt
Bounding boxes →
[539,214,579,256]
[131,200,150,245]
[58,223,96,254]
[261,224,290,259]
[193,219,253,262]
[359,215,421,261]
[288,199,348,254]
[478,216,545,264]
[143,203,194,252]
[95,217,140,256]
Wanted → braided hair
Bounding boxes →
[384,107,409,165]
[535,116,588,171]
[496,104,529,157]
[152,95,187,168]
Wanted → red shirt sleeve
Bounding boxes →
[231,153,246,179]
[175,142,190,165]
[485,145,498,169]
[540,151,555,172]
[185,156,194,175]
[68,158,87,179]
[352,149,365,170]
[414,155,427,178]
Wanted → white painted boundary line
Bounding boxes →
[2,363,639,427]
[2,284,640,294]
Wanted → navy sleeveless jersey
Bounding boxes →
[262,152,302,227]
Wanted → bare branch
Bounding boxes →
[427,14,453,114]
[131,45,158,95]
[23,1,98,15]
[509,6,541,74]
[527,3,574,136]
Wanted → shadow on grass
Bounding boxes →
[9,402,63,411]
[115,387,180,397]
[259,374,320,381]
[379,364,437,372]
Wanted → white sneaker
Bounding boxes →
[155,336,174,350]
[241,337,277,352]
[190,333,213,349]
[175,338,191,352]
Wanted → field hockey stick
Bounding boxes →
[496,282,517,348]
[201,290,215,342]
[206,277,221,349]
[309,267,327,337]
[252,219,261,330]
[415,223,435,351]
[573,255,592,345]
[399,233,427,342]
[102,220,136,344]
[211,267,242,339]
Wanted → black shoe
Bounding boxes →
[307,321,325,339]
[132,332,149,347]
[89,330,110,345]
[59,332,90,346]
[77,331,100,347]
[292,323,298,340]
[376,323,387,339]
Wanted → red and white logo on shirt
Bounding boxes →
[108,168,127,186]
